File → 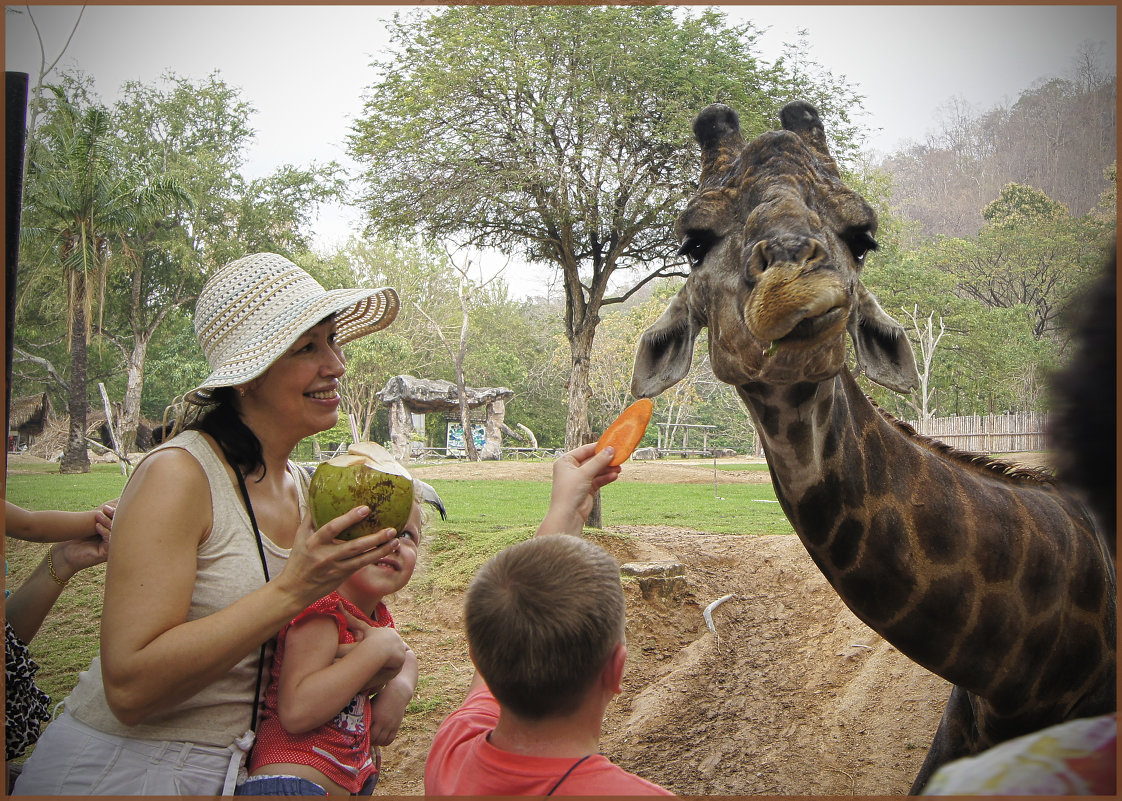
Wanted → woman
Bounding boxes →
[13,253,402,795]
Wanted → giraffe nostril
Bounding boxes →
[746,239,770,281]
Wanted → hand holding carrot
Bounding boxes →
[536,443,621,537]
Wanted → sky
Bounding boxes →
[5,4,1117,297]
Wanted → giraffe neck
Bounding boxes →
[737,368,1114,719]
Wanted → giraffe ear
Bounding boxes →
[848,282,920,394]
[631,294,699,398]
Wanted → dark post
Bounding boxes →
[6,72,30,483]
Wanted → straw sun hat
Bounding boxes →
[185,252,399,405]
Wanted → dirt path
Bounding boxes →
[375,453,966,794]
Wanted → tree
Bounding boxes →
[103,73,344,449]
[21,86,179,472]
[862,247,1061,418]
[981,182,1067,227]
[14,4,86,169]
[349,6,864,520]
[879,58,1116,239]
[466,290,568,449]
[931,184,1110,340]
[900,304,946,419]
[414,253,508,462]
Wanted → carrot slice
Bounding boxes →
[595,398,654,466]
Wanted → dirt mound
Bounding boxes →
[375,526,950,795]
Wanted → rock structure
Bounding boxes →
[377,375,514,461]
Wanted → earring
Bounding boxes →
[238,386,247,397]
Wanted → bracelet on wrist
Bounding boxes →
[46,546,69,587]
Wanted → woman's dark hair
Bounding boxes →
[185,387,266,480]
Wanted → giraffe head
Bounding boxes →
[632,101,919,398]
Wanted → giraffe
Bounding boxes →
[630,100,1116,792]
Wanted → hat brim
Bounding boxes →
[185,286,399,406]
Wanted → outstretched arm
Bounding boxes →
[536,443,621,537]
[5,500,114,544]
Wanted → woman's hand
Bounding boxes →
[274,507,402,608]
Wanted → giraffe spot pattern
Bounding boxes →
[886,572,976,673]
[828,516,863,570]
[838,507,916,615]
[970,483,1025,583]
[1018,537,1064,616]
[796,474,841,547]
[1014,615,1063,698]
[913,487,967,564]
[960,592,1024,689]
[785,418,812,463]
[863,427,890,496]
[1035,619,1102,703]
[756,402,782,438]
[784,381,818,407]
[1067,543,1108,612]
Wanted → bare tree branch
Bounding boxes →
[13,345,69,393]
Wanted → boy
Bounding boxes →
[424,443,673,795]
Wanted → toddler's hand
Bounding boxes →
[93,501,116,543]
[356,627,407,695]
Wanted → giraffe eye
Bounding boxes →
[843,228,878,263]
[679,232,717,267]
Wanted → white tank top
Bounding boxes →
[65,430,305,747]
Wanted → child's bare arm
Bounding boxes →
[5,501,115,543]
[276,615,408,734]
[368,644,418,746]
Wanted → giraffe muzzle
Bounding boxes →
[744,258,849,345]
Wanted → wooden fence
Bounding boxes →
[905,412,1048,454]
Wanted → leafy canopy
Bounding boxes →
[347,6,854,276]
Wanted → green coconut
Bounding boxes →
[309,441,415,541]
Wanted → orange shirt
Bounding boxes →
[425,683,674,796]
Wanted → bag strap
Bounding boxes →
[229,461,271,733]
[546,754,593,796]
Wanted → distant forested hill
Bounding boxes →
[879,65,1116,238]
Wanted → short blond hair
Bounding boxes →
[465,534,626,719]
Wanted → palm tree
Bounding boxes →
[22,86,186,472]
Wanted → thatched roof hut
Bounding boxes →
[9,393,51,445]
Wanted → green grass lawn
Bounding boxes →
[3,459,791,743]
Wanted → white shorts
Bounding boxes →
[11,709,247,795]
